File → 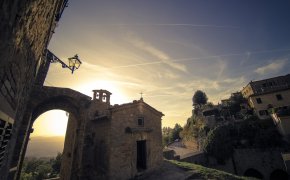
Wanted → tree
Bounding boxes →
[162,135,170,147]
[228,92,246,115]
[169,123,183,142]
[21,154,63,179]
[162,127,173,146]
[203,124,234,164]
[192,90,208,107]
[35,164,53,180]
[162,127,173,136]
[51,152,62,174]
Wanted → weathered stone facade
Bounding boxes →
[14,86,91,180]
[109,98,163,179]
[61,90,164,180]
[10,86,163,180]
[0,0,67,179]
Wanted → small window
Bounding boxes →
[138,117,144,126]
[256,98,262,104]
[276,94,283,101]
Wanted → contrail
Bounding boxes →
[97,23,239,29]
[111,48,290,69]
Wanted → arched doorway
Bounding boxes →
[21,110,69,179]
[270,169,289,180]
[12,86,91,180]
[244,168,264,179]
[17,99,82,180]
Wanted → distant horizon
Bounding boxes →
[25,136,65,158]
[29,135,65,138]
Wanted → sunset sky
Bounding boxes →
[32,0,290,137]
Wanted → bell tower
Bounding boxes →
[92,89,112,104]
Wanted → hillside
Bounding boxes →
[25,136,65,158]
[168,160,254,180]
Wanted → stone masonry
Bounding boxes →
[0,0,67,179]
[61,90,164,180]
[9,86,163,180]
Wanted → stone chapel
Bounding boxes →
[61,89,164,179]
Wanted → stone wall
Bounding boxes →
[23,86,90,180]
[109,100,163,179]
[59,96,163,180]
[163,149,175,160]
[233,149,286,179]
[180,148,287,180]
[78,99,112,180]
[60,114,77,180]
[0,0,65,179]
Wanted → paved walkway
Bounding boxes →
[166,141,198,159]
[139,161,192,180]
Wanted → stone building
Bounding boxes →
[0,0,68,179]
[61,90,164,179]
[241,74,290,120]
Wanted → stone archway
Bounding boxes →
[244,168,264,179]
[13,86,91,179]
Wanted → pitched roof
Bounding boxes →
[109,99,164,117]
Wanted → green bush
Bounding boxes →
[20,154,62,180]
[203,124,234,163]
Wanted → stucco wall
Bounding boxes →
[249,89,290,119]
[241,84,254,99]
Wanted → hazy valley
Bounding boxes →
[25,136,65,158]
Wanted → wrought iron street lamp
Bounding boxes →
[46,49,82,74]
[68,54,82,73]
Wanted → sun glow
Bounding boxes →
[76,80,130,105]
[31,110,68,137]
[34,79,133,137]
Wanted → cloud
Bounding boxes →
[216,59,227,79]
[127,34,187,72]
[81,61,107,71]
[255,59,287,75]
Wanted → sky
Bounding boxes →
[32,0,290,137]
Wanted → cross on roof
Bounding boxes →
[140,92,143,98]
